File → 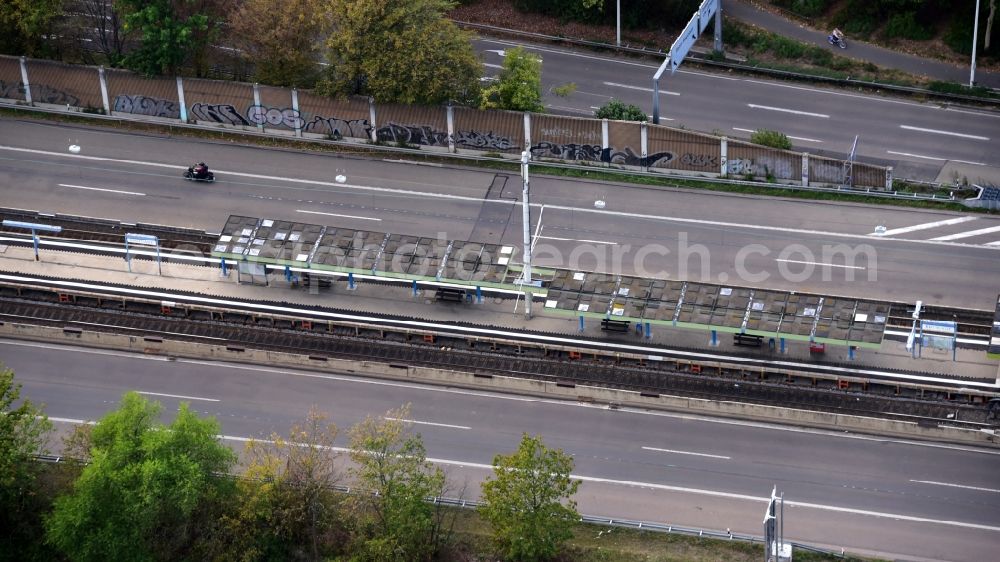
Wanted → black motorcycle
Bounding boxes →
[183,166,215,183]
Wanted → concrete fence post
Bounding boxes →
[446,103,456,153]
[98,66,110,115]
[601,118,609,155]
[19,56,32,105]
[175,77,188,123]
[640,121,648,170]
[720,136,728,176]
[801,152,810,186]
[368,97,377,142]
[885,166,893,191]
[523,112,532,153]
[291,88,302,137]
[252,83,264,132]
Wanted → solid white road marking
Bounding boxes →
[986,240,1000,246]
[384,417,470,430]
[603,81,680,95]
[536,235,618,245]
[930,224,1000,241]
[870,216,978,236]
[58,183,145,196]
[295,209,382,221]
[886,150,985,166]
[900,125,989,141]
[732,128,823,143]
[484,63,503,69]
[137,391,220,402]
[747,104,829,118]
[910,480,1000,493]
[642,446,731,460]
[774,258,866,270]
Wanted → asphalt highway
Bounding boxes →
[2,119,998,309]
[472,38,1000,183]
[3,339,999,561]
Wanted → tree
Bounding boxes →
[481,46,544,112]
[479,433,580,562]
[213,407,346,562]
[46,392,236,561]
[348,405,448,562]
[0,365,53,562]
[595,98,647,121]
[118,0,229,76]
[750,128,792,150]
[231,0,329,88]
[323,0,482,105]
[0,0,63,56]
[60,0,132,66]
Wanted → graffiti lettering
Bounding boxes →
[0,79,26,100]
[727,156,794,179]
[302,116,371,139]
[530,141,674,168]
[454,130,512,151]
[680,153,718,168]
[247,105,303,129]
[189,102,250,126]
[375,122,449,146]
[112,94,180,119]
[30,84,79,106]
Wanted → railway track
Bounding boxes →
[1,274,997,428]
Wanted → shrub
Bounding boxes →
[594,99,647,121]
[885,12,932,40]
[750,129,792,150]
[772,36,806,59]
[772,0,832,18]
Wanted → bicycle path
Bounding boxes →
[726,0,1000,89]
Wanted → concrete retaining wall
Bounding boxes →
[4,322,995,447]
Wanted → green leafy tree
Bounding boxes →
[348,405,449,562]
[323,0,482,105]
[750,128,792,150]
[213,407,346,562]
[481,46,544,112]
[595,98,647,121]
[45,392,236,562]
[119,0,228,76]
[231,0,329,88]
[0,366,53,561]
[479,433,580,562]
[0,0,63,56]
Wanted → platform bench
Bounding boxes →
[733,333,764,347]
[435,288,467,303]
[600,318,631,332]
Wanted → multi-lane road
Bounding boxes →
[2,118,998,309]
[3,339,998,562]
[473,38,1000,183]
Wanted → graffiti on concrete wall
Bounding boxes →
[302,116,371,139]
[455,130,512,151]
[247,105,303,129]
[727,156,795,179]
[375,122,449,146]
[112,94,180,119]
[30,83,80,105]
[190,102,250,125]
[0,80,25,99]
[681,153,719,168]
[528,141,676,168]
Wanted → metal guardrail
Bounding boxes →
[0,102,956,203]
[454,21,1000,105]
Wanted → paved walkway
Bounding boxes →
[727,0,1000,89]
[1,244,996,381]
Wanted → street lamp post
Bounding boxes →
[520,151,532,318]
[971,0,981,87]
[616,0,621,47]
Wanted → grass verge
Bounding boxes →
[1,105,991,214]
